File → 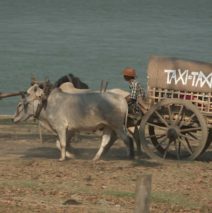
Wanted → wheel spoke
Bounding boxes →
[174,140,180,160]
[179,113,196,128]
[146,122,167,130]
[167,105,173,124]
[163,139,171,159]
[178,120,184,128]
[188,113,196,122]
[179,133,200,143]
[178,137,193,154]
[175,105,184,125]
[180,127,202,133]
[154,110,169,127]
[178,112,186,127]
[145,133,166,140]
[155,136,168,149]
[186,132,199,140]
[184,137,194,153]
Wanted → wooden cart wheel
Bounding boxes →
[139,99,208,160]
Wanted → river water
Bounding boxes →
[0,0,211,114]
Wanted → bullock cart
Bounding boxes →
[138,56,212,161]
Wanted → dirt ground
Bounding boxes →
[0,116,211,213]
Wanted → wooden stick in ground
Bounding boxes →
[103,81,108,92]
[135,174,152,213]
[100,80,104,93]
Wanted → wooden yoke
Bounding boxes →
[0,91,26,100]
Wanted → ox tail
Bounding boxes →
[124,106,129,132]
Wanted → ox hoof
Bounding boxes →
[136,150,142,157]
[127,152,135,160]
[128,155,135,160]
[66,151,75,159]
[58,157,66,162]
[92,156,100,162]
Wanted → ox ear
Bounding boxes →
[43,80,52,96]
[31,75,36,85]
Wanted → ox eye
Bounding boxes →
[17,103,23,112]
[17,103,22,109]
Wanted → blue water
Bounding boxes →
[0,0,211,114]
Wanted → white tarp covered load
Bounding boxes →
[147,55,212,93]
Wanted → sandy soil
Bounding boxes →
[0,116,211,213]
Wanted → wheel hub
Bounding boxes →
[167,127,179,141]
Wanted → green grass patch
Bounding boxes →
[104,190,135,198]
[103,190,199,209]
[0,179,40,190]
[152,191,199,208]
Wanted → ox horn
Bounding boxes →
[31,75,37,85]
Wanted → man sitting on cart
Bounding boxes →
[122,67,146,117]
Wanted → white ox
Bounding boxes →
[59,82,130,97]
[59,82,141,154]
[13,84,134,161]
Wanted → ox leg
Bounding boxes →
[56,133,75,159]
[100,130,117,155]
[57,129,68,161]
[66,131,76,158]
[93,128,113,161]
[56,139,61,150]
[134,125,142,156]
[128,125,142,156]
[116,129,134,159]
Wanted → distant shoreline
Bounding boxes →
[0,115,13,119]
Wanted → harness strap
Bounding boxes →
[34,102,43,119]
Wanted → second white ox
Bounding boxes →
[13,84,134,161]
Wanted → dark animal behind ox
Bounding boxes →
[54,73,89,89]
[31,73,89,96]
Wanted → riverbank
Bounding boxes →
[0,116,211,212]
